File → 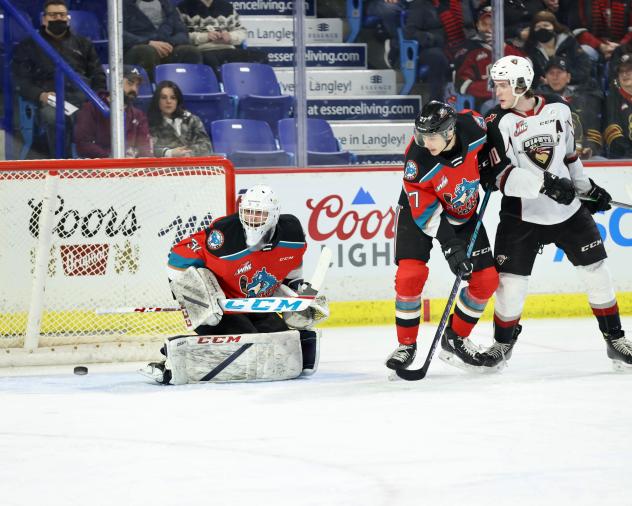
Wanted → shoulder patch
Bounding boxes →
[473,114,487,131]
[485,113,497,124]
[404,160,419,181]
[206,229,225,250]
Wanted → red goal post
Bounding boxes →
[0,157,235,366]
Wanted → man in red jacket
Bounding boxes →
[74,66,152,158]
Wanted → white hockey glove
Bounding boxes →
[169,267,225,329]
[283,283,330,329]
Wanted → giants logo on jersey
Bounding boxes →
[522,134,556,171]
[443,177,479,215]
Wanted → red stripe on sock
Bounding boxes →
[592,302,619,316]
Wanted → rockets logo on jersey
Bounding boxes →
[404,160,418,181]
[522,134,556,170]
[443,177,479,215]
[206,230,224,250]
[473,114,486,131]
[239,267,278,297]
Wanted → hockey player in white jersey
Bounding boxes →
[481,55,632,372]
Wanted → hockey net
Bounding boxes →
[0,157,235,366]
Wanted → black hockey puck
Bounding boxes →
[73,366,88,375]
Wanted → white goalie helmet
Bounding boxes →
[490,55,535,98]
[239,185,281,247]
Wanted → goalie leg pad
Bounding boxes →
[169,267,225,329]
[164,330,304,384]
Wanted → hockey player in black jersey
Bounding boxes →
[386,101,499,372]
[481,55,632,372]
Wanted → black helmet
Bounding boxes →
[414,100,457,145]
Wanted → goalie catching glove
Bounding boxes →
[282,282,330,329]
[169,267,225,329]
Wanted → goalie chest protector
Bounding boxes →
[168,214,307,299]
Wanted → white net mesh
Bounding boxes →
[0,159,233,356]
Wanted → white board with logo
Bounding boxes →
[236,166,632,301]
[274,69,398,96]
[242,16,343,45]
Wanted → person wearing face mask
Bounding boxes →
[454,6,526,114]
[12,0,107,158]
[524,10,593,88]
[74,66,152,158]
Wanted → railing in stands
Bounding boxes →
[0,0,109,159]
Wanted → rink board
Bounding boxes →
[236,165,632,323]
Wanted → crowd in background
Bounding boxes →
[4,0,632,161]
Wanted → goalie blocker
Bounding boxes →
[140,329,321,384]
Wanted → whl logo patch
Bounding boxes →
[522,134,555,171]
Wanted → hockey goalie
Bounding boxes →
[139,185,330,384]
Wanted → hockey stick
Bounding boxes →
[578,195,632,210]
[98,246,333,315]
[395,189,494,381]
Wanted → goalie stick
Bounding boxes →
[98,246,333,315]
[395,189,493,381]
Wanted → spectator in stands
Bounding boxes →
[566,0,632,62]
[12,0,106,159]
[537,56,604,159]
[176,0,268,76]
[75,66,152,158]
[524,10,593,88]
[604,53,632,159]
[403,0,466,101]
[123,0,202,80]
[454,6,525,114]
[147,80,213,157]
[365,0,406,68]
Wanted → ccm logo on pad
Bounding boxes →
[197,336,242,344]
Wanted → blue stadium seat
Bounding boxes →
[277,118,354,166]
[210,119,293,168]
[103,64,153,111]
[17,97,40,159]
[345,0,381,43]
[397,27,430,95]
[0,9,33,47]
[69,10,108,63]
[155,63,232,124]
[220,63,292,131]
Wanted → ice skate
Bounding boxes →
[604,330,632,372]
[138,361,171,384]
[439,326,488,372]
[385,343,417,370]
[480,325,522,371]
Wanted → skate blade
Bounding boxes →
[438,350,501,374]
[138,365,165,383]
[612,360,632,373]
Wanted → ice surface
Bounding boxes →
[1,317,631,506]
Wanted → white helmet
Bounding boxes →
[239,185,280,248]
[490,56,534,98]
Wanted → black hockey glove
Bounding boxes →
[540,171,575,205]
[441,238,473,280]
[478,153,498,192]
[582,178,612,214]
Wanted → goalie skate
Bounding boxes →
[438,326,489,373]
[138,361,171,384]
[604,331,632,372]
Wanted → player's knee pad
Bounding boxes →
[162,330,316,384]
[395,259,429,296]
[576,260,616,305]
[494,273,530,319]
[467,266,499,300]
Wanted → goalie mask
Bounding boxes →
[239,185,280,248]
